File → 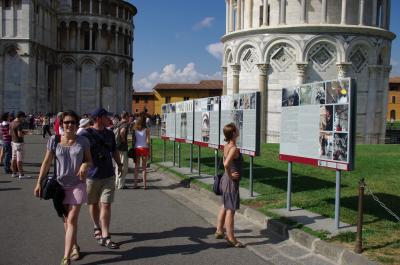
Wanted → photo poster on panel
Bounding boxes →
[175,100,194,143]
[161,103,176,140]
[279,78,356,171]
[219,92,261,156]
[194,96,220,148]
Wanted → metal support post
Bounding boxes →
[197,145,201,176]
[335,170,342,229]
[190,144,193,173]
[214,149,218,177]
[355,178,365,254]
[249,156,254,197]
[173,141,176,166]
[287,162,292,211]
[178,142,181,168]
[163,139,166,162]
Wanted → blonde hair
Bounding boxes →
[134,116,144,130]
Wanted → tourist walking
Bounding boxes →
[10,111,31,179]
[79,107,123,249]
[77,118,91,135]
[42,114,52,138]
[34,110,92,265]
[114,111,130,189]
[0,112,12,173]
[215,123,244,248]
[132,116,150,189]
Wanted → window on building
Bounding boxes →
[136,109,138,113]
[183,97,189,101]
[390,110,396,120]
[135,98,140,103]
[390,85,398,91]
[165,96,171,103]
[5,0,11,9]
[392,96,396,104]
[83,30,90,50]
[144,96,148,103]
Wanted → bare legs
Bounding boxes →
[11,160,24,175]
[89,203,111,238]
[134,156,148,189]
[63,205,81,259]
[216,206,237,242]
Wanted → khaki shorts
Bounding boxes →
[11,142,24,162]
[86,177,115,204]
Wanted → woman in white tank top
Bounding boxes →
[132,116,150,189]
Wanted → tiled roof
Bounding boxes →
[133,91,154,96]
[154,80,223,90]
[390,76,400,84]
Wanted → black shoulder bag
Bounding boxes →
[127,129,136,162]
[41,135,62,200]
[212,154,224,196]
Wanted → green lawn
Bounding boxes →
[149,139,400,264]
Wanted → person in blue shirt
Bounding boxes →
[79,108,123,249]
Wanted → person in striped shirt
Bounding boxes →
[0,112,12,174]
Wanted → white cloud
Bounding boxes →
[206,42,224,60]
[134,63,222,91]
[193,17,215,30]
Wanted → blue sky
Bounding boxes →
[129,0,400,92]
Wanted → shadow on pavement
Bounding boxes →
[0,187,21,192]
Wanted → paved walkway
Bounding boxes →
[0,135,336,265]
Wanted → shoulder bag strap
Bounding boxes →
[53,135,60,177]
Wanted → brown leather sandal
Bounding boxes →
[226,239,245,248]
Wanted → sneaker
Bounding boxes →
[19,175,32,179]
[11,173,18,178]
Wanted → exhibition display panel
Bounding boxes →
[175,100,194,143]
[279,78,356,171]
[161,103,176,140]
[193,96,220,149]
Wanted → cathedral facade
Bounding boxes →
[0,0,136,115]
[222,0,395,144]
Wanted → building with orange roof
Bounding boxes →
[153,80,222,114]
[132,92,155,115]
[387,77,400,121]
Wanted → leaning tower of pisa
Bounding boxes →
[222,0,395,144]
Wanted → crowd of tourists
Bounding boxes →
[0,108,244,265]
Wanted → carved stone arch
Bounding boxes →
[235,42,261,72]
[79,56,97,67]
[346,38,375,73]
[265,42,297,72]
[304,35,345,63]
[223,46,234,66]
[99,56,117,71]
[263,36,302,63]
[118,59,128,70]
[61,55,77,65]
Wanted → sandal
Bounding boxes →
[215,231,225,239]
[226,239,245,248]
[94,227,102,243]
[70,245,80,261]
[60,257,70,265]
[101,236,119,249]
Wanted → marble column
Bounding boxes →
[96,66,101,107]
[0,3,3,37]
[296,63,308,85]
[76,26,81,50]
[76,66,81,113]
[257,63,269,143]
[90,0,93,14]
[99,0,102,15]
[321,0,327,23]
[89,24,93,51]
[385,0,391,30]
[380,65,392,143]
[116,5,119,18]
[115,31,119,54]
[381,0,387,29]
[372,0,377,26]
[336,63,351,78]
[229,0,234,32]
[79,0,82,13]
[365,65,382,143]
[231,64,241,94]
[222,66,228,95]
[236,0,242,30]
[56,65,62,110]
[300,0,306,23]
[280,0,286,24]
[262,0,268,26]
[247,0,253,28]
[341,0,347,24]
[359,0,365,25]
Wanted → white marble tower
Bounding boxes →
[222,0,395,144]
